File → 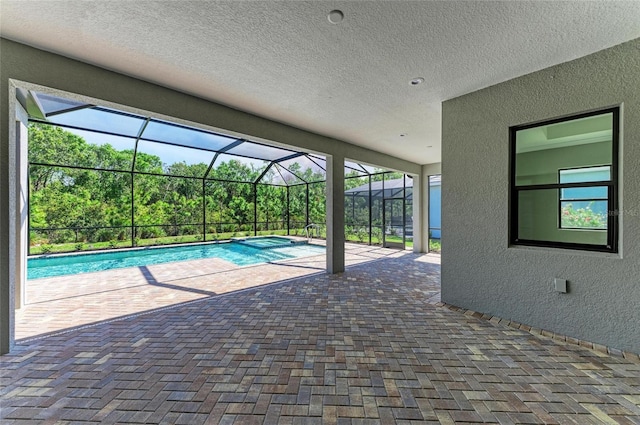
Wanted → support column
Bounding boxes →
[412,173,426,253]
[2,82,22,354]
[286,186,290,235]
[326,154,345,274]
[15,103,28,309]
[253,184,257,236]
[305,184,309,227]
[415,163,441,253]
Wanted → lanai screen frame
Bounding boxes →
[343,172,413,246]
[25,91,395,254]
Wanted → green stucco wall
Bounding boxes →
[442,38,640,353]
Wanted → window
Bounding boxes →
[510,108,619,252]
[559,166,609,230]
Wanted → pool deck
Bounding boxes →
[17,241,419,341]
[4,244,640,424]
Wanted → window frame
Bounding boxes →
[509,107,619,253]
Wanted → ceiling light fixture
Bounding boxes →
[328,10,344,24]
[410,77,424,86]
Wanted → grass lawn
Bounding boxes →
[30,229,440,255]
[343,234,441,252]
[29,228,314,255]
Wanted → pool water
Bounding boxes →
[28,240,325,280]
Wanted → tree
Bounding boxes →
[29,123,92,190]
[29,121,391,251]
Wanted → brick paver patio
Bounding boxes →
[16,242,406,340]
[2,244,639,424]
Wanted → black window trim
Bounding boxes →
[509,107,619,253]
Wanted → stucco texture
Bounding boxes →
[441,38,640,353]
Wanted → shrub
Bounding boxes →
[40,244,53,254]
[75,242,85,251]
[95,228,116,242]
[344,226,355,240]
[29,231,45,246]
[51,229,75,244]
[561,203,607,229]
[371,227,382,245]
[181,225,198,236]
[140,226,165,239]
[429,239,441,252]
[222,224,236,233]
[356,227,368,243]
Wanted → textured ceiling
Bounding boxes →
[2,1,640,165]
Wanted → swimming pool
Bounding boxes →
[28,239,325,280]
